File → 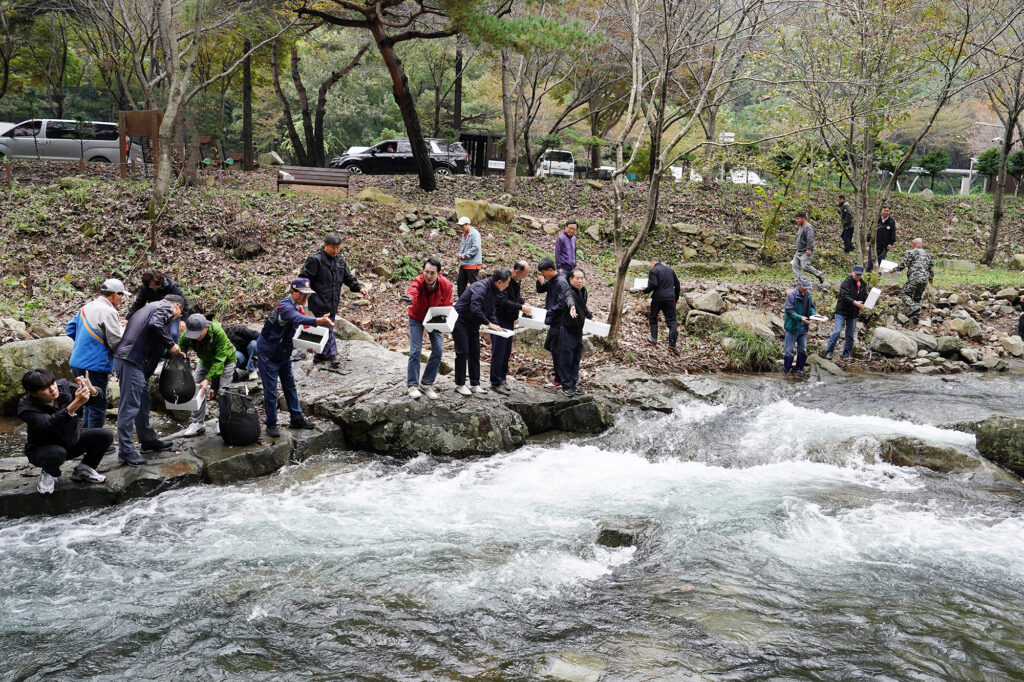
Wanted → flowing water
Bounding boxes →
[1,374,1023,681]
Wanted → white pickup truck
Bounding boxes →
[0,119,144,164]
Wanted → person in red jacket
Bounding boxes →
[401,258,453,400]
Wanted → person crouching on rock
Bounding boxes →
[402,257,452,400]
[256,278,334,438]
[560,268,593,397]
[18,369,111,494]
[783,275,816,377]
[452,268,511,396]
[179,314,237,438]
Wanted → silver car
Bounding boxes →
[0,119,144,164]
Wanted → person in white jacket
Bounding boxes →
[65,278,128,430]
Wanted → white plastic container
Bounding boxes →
[879,259,898,273]
[517,311,548,330]
[583,319,610,337]
[424,306,458,333]
[809,314,828,323]
[292,325,330,353]
[481,327,516,338]
[864,287,882,309]
[165,392,206,412]
[631,277,648,291]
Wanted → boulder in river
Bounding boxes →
[870,328,917,357]
[973,417,1024,477]
[0,336,74,415]
[877,437,982,473]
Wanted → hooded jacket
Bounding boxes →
[405,274,454,323]
[299,248,362,316]
[66,295,124,372]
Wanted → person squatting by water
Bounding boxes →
[18,369,111,494]
[560,268,592,397]
[644,257,680,354]
[402,258,453,400]
[299,231,364,368]
[536,258,570,389]
[256,278,334,438]
[825,265,868,361]
[451,268,511,395]
[891,238,934,324]
[791,212,825,285]
[783,275,817,376]
[179,314,237,438]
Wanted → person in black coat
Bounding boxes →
[491,261,532,394]
[644,257,681,353]
[536,258,570,388]
[873,206,897,269]
[825,265,869,360]
[128,270,189,320]
[452,269,510,395]
[559,268,592,397]
[17,369,112,494]
[223,324,260,375]
[298,232,364,366]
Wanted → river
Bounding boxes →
[1,374,1022,681]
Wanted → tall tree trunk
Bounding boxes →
[855,123,874,266]
[242,40,254,171]
[982,119,1016,265]
[501,48,517,192]
[453,39,463,133]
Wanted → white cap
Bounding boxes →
[458,216,472,225]
[100,278,128,295]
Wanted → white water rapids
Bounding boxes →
[1,375,1023,680]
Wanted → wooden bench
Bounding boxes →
[276,166,351,195]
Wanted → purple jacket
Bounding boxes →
[555,232,577,272]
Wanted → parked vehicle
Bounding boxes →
[587,165,616,180]
[0,119,144,164]
[535,149,575,178]
[329,138,468,175]
[729,169,767,185]
[0,122,14,137]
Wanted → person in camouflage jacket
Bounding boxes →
[891,238,933,322]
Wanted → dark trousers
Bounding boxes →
[452,321,481,386]
[649,299,678,348]
[312,313,337,362]
[27,428,112,477]
[71,366,109,430]
[258,354,303,426]
[877,244,890,264]
[545,325,564,384]
[114,359,157,458]
[559,331,583,390]
[490,323,515,387]
[841,228,854,253]
[457,268,479,297]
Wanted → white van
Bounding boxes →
[0,119,144,164]
[536,149,575,178]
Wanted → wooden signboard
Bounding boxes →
[118,110,162,179]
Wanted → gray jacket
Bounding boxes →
[457,227,482,266]
[795,222,815,253]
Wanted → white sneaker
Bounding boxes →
[212,422,220,436]
[456,384,472,396]
[37,471,55,494]
[72,463,106,483]
[423,387,438,400]
[182,422,206,437]
[408,387,422,399]
[472,385,486,394]
[248,370,259,381]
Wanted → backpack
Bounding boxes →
[217,388,261,446]
[159,354,196,404]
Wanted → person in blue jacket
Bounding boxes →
[783,275,817,376]
[256,278,334,437]
[451,268,510,395]
[65,278,127,430]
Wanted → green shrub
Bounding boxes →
[715,322,780,372]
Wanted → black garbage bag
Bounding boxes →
[159,354,196,404]
[218,388,261,446]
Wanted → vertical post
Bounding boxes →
[242,39,254,171]
[118,111,128,179]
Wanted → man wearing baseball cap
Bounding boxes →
[178,313,236,437]
[455,215,482,297]
[64,278,129,431]
[255,278,334,438]
[825,265,869,361]
[783,275,817,376]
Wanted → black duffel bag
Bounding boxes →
[159,354,196,404]
[218,388,261,446]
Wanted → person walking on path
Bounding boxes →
[299,232,364,368]
[536,258,570,389]
[112,295,184,465]
[128,270,189,320]
[18,370,111,494]
[491,261,532,394]
[559,268,592,397]
[65,278,127,430]
[783,276,817,376]
[890,238,933,324]
[791,212,826,284]
[825,265,868,360]
[402,258,452,400]
[555,220,578,275]
[452,268,510,395]
[179,314,236,437]
[455,216,482,296]
[838,195,855,253]
[644,257,680,354]
[256,278,334,438]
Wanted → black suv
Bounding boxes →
[329,138,469,175]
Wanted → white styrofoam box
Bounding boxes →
[166,392,206,412]
[292,324,330,353]
[879,259,898,273]
[481,326,516,338]
[864,287,881,309]
[517,311,548,330]
[631,277,648,291]
[424,306,458,333]
[583,319,610,337]
[809,314,828,323]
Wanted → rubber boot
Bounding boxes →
[795,352,807,375]
[783,354,793,375]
